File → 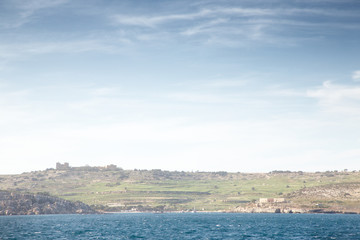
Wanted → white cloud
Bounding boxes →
[307,81,360,116]
[352,70,360,81]
[308,81,360,101]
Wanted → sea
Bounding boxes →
[1,213,360,239]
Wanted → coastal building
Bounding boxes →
[56,162,70,170]
[259,198,286,204]
[105,164,118,170]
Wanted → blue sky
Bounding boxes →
[1,0,360,174]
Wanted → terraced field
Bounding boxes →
[0,167,359,212]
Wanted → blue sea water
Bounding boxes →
[1,213,360,239]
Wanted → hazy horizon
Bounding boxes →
[1,0,360,174]
[1,161,357,175]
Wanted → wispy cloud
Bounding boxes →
[15,40,116,54]
[0,38,126,66]
[111,8,278,28]
[181,18,228,36]
[112,9,214,27]
[109,5,360,46]
[19,0,69,14]
[112,7,358,28]
[1,0,69,28]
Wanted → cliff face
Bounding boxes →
[0,191,96,215]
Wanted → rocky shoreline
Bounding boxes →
[101,209,359,214]
[0,191,97,215]
[232,205,359,214]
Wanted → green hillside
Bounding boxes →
[1,167,359,212]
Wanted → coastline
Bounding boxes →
[101,209,359,215]
[1,209,359,216]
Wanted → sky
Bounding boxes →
[0,0,360,174]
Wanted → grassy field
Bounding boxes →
[1,167,359,212]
